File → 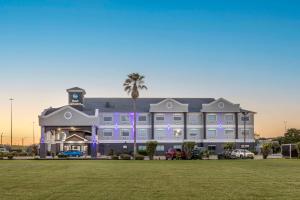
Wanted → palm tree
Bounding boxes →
[123,73,147,159]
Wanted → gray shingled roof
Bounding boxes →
[83,98,215,114]
[44,98,216,115]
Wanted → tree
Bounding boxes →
[146,141,158,160]
[261,143,272,159]
[296,142,300,159]
[271,141,281,154]
[282,129,300,144]
[223,143,234,151]
[123,73,147,159]
[182,142,196,160]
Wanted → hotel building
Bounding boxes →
[39,87,255,158]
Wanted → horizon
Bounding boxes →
[1,0,300,145]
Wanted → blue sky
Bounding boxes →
[0,0,299,142]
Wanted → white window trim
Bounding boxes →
[138,115,147,122]
[103,115,113,122]
[155,114,165,121]
[224,129,235,134]
[173,114,182,121]
[120,114,130,122]
[121,129,130,137]
[103,129,113,137]
[207,114,217,122]
[225,114,234,121]
[207,129,217,139]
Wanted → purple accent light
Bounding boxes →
[217,113,223,131]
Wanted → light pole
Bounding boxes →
[9,98,14,147]
[1,132,4,145]
[241,111,249,158]
[284,121,287,133]
[33,121,35,145]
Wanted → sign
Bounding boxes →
[241,116,250,121]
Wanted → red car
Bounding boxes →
[165,148,186,160]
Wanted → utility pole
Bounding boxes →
[1,132,4,145]
[241,111,249,158]
[284,121,287,133]
[33,121,35,145]
[9,98,14,147]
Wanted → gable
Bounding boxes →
[39,106,98,126]
[149,98,188,113]
[201,98,240,113]
[65,134,87,142]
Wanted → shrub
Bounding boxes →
[58,154,67,158]
[175,151,182,160]
[7,153,14,160]
[202,150,210,160]
[261,143,272,159]
[138,150,147,156]
[120,154,131,160]
[146,141,158,160]
[224,143,234,151]
[18,152,28,157]
[108,149,114,156]
[183,142,196,160]
[112,155,119,160]
[135,154,144,160]
[271,141,281,154]
[0,152,4,160]
[296,142,300,159]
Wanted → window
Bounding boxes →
[138,115,147,122]
[241,129,250,135]
[121,115,129,122]
[138,129,148,138]
[138,145,146,151]
[173,114,182,121]
[173,145,182,149]
[103,129,113,137]
[207,129,217,139]
[189,129,200,137]
[121,129,130,137]
[155,129,165,139]
[225,114,234,122]
[103,116,112,122]
[208,145,216,154]
[207,114,217,122]
[156,145,165,151]
[225,129,234,135]
[156,114,164,121]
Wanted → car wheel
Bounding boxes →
[240,155,243,159]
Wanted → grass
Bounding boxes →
[0,160,300,200]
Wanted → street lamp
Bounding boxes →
[1,132,4,145]
[9,98,14,147]
[241,111,249,158]
[33,122,35,145]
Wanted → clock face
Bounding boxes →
[72,93,79,100]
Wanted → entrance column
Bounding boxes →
[40,126,46,158]
[91,126,97,159]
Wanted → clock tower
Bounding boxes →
[66,87,86,106]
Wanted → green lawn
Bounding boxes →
[0,160,300,200]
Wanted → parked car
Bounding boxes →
[231,149,254,159]
[218,150,234,160]
[191,147,206,159]
[58,150,83,157]
[0,147,9,154]
[165,148,186,160]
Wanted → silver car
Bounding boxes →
[231,149,254,159]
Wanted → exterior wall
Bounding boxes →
[39,97,255,156]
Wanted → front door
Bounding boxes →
[71,145,81,151]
